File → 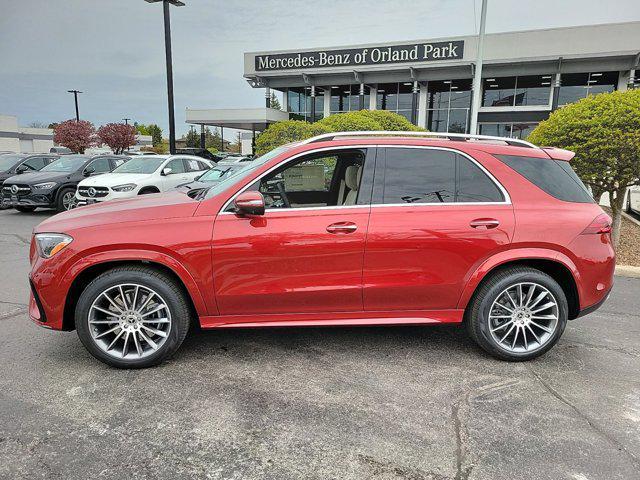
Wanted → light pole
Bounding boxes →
[123,118,131,125]
[144,0,185,154]
[468,0,488,135]
[67,90,82,121]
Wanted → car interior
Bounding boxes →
[252,149,366,209]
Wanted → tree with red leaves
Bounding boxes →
[53,119,96,154]
[96,123,138,154]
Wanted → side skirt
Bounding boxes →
[199,309,464,329]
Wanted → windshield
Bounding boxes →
[0,155,24,172]
[198,165,245,183]
[113,157,164,174]
[41,156,88,172]
[204,146,291,199]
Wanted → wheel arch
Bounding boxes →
[138,185,161,194]
[458,251,581,320]
[62,258,204,331]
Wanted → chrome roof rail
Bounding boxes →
[304,131,537,149]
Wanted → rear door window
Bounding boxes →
[88,157,112,174]
[378,148,504,204]
[165,159,186,174]
[496,155,593,203]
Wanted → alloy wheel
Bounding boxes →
[88,284,172,359]
[487,282,559,354]
[62,191,77,210]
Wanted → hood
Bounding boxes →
[179,180,210,190]
[34,190,199,233]
[3,171,73,185]
[79,172,152,187]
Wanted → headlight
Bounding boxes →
[112,183,136,192]
[34,233,73,258]
[33,182,56,190]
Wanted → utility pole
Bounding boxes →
[67,90,82,121]
[469,0,488,135]
[123,118,131,125]
[144,0,185,154]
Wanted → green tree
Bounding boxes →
[147,124,163,146]
[204,127,223,150]
[528,89,640,246]
[269,92,282,110]
[134,123,149,135]
[184,127,200,148]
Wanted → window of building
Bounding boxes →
[379,148,504,204]
[330,85,370,114]
[376,83,414,122]
[287,88,323,122]
[478,122,538,140]
[557,71,618,106]
[427,79,472,133]
[496,155,593,203]
[482,75,552,108]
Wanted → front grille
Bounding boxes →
[3,184,32,196]
[77,186,109,198]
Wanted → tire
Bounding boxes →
[15,206,36,212]
[465,266,568,361]
[56,187,77,212]
[75,266,191,368]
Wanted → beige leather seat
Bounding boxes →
[342,165,361,205]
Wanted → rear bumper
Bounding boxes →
[575,286,612,319]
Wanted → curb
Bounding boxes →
[615,265,640,278]
[622,211,640,228]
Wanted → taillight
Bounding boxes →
[581,213,612,235]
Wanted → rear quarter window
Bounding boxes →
[495,155,593,203]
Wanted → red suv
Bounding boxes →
[28,132,614,368]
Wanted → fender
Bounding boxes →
[62,248,210,317]
[456,247,581,310]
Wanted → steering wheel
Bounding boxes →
[275,180,291,208]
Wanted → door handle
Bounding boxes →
[326,222,357,234]
[470,218,500,229]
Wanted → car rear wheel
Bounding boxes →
[466,266,568,361]
[57,188,77,212]
[75,266,191,368]
[15,206,36,212]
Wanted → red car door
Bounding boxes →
[363,147,514,311]
[212,148,373,316]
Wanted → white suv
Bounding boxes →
[76,155,212,205]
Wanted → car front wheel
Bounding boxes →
[466,266,568,361]
[75,266,191,368]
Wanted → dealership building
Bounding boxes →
[187,21,639,149]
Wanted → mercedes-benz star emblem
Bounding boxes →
[11,185,18,194]
[88,187,96,197]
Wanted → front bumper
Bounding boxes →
[76,189,136,206]
[2,191,55,208]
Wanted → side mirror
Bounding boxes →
[234,191,265,216]
[162,167,173,176]
[15,165,28,174]
[84,166,95,176]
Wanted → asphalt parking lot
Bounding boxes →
[0,208,639,480]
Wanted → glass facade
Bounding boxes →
[482,75,552,107]
[330,85,370,114]
[478,122,538,140]
[376,83,414,121]
[557,71,618,106]
[427,79,472,133]
[287,87,323,122]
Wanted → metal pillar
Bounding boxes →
[200,124,205,149]
[468,0,488,134]
[162,0,177,154]
[358,83,365,110]
[310,85,316,122]
[551,73,561,110]
[220,127,224,152]
[251,127,256,156]
[265,87,271,108]
[410,81,419,125]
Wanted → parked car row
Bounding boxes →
[0,152,250,212]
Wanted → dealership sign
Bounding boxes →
[255,41,465,71]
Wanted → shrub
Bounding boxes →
[357,110,424,131]
[528,89,640,246]
[316,111,381,132]
[255,120,329,156]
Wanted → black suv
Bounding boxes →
[2,154,128,212]
[0,153,59,208]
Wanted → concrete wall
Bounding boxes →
[0,115,54,153]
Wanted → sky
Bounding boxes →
[1,0,639,138]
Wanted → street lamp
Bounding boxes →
[67,90,82,121]
[144,0,185,154]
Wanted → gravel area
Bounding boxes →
[603,208,640,267]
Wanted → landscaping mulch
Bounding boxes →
[603,207,640,267]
